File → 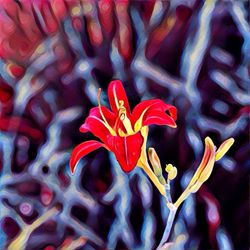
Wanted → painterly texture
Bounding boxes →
[0,1,249,249]
[70,80,177,173]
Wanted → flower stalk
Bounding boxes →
[138,137,234,247]
[70,80,235,248]
[157,207,177,250]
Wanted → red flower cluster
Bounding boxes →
[70,80,177,173]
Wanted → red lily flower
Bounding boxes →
[70,80,177,173]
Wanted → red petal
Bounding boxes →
[131,99,177,128]
[107,132,143,172]
[70,140,105,174]
[80,107,116,142]
[108,80,131,115]
[93,106,116,126]
[143,110,177,128]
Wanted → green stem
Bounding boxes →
[157,206,177,249]
[174,187,190,208]
[138,158,178,248]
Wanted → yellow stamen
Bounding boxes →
[117,100,134,135]
[97,88,116,136]
[118,128,127,137]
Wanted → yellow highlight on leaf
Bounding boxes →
[8,207,60,250]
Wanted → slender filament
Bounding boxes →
[117,100,134,135]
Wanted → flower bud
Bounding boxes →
[148,147,162,177]
[165,164,177,180]
[174,137,234,208]
[215,138,234,161]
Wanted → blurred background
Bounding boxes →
[0,0,249,249]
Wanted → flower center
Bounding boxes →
[117,100,134,136]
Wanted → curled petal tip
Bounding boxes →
[69,140,104,174]
[70,156,77,174]
[170,109,177,121]
[169,122,177,128]
[70,162,75,175]
[79,124,87,133]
